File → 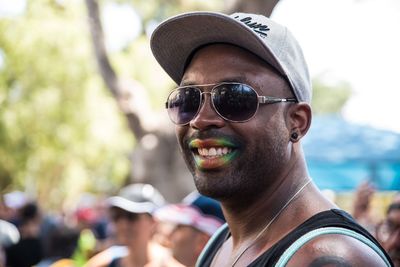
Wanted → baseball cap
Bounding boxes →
[150,11,312,103]
[154,191,225,236]
[3,191,28,209]
[107,183,165,214]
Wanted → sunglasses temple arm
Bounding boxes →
[258,96,297,104]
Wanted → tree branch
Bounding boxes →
[84,0,146,139]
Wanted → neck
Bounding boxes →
[219,144,310,244]
[221,171,310,248]
[126,242,150,267]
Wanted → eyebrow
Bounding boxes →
[180,75,253,87]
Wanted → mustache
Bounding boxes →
[184,129,244,146]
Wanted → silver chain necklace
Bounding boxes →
[214,179,312,267]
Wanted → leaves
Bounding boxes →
[312,76,352,114]
[0,1,133,208]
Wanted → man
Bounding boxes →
[377,195,400,266]
[155,192,225,266]
[150,12,392,266]
[86,183,178,267]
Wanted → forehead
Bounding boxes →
[181,44,289,93]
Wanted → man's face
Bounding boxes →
[169,225,208,266]
[176,44,293,201]
[378,208,400,266]
[110,208,155,246]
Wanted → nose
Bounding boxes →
[189,93,225,130]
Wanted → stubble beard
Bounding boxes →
[182,133,288,202]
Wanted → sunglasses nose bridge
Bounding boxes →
[189,91,225,129]
[198,91,213,111]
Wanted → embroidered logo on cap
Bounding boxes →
[234,15,270,38]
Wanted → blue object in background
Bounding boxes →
[303,116,400,191]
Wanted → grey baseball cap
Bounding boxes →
[107,183,165,214]
[150,11,312,103]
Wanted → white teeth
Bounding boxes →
[209,148,216,156]
[197,147,232,157]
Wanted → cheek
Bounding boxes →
[175,125,187,146]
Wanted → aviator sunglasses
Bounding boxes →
[166,82,297,125]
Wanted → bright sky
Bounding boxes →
[272,0,400,133]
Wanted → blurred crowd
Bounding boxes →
[0,184,225,267]
[0,181,399,267]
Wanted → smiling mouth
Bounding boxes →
[197,147,233,158]
[189,138,239,170]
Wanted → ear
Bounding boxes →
[286,103,312,142]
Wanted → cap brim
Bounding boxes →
[107,196,156,214]
[150,11,285,85]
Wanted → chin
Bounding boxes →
[192,171,252,201]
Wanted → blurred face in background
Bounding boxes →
[168,225,209,267]
[377,203,400,267]
[109,207,155,247]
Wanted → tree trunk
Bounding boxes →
[84,0,194,202]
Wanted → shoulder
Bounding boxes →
[287,233,389,267]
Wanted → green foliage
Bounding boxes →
[0,0,352,210]
[0,0,133,209]
[311,76,352,114]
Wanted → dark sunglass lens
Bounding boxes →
[167,87,201,124]
[213,84,258,121]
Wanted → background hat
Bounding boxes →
[151,11,312,103]
[154,191,225,236]
[0,219,20,247]
[107,183,165,214]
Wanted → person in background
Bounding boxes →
[1,191,28,225]
[5,201,43,267]
[0,219,20,267]
[352,181,377,234]
[36,224,80,267]
[86,183,178,267]
[376,194,400,266]
[154,191,225,267]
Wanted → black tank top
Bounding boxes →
[198,209,393,266]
